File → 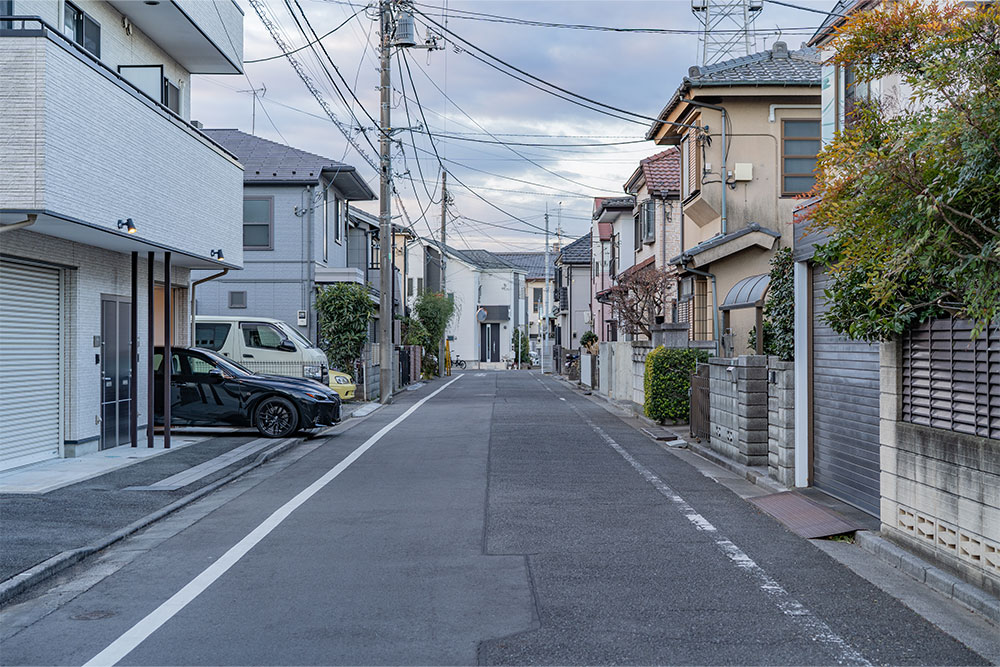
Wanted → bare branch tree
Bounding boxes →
[603,266,674,339]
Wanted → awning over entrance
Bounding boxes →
[720,273,770,311]
[720,273,771,354]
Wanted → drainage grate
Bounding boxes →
[749,491,862,539]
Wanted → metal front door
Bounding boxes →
[100,299,131,450]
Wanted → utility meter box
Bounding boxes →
[297,310,308,326]
[734,163,753,181]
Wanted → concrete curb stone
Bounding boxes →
[855,531,1000,626]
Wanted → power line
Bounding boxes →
[244,7,365,62]
[410,0,822,35]
[411,7,695,127]
[407,53,628,191]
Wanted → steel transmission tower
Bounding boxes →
[691,0,763,66]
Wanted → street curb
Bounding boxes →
[0,436,301,606]
[570,377,788,495]
[551,374,1000,629]
[854,531,1000,626]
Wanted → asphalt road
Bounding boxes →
[1,372,993,666]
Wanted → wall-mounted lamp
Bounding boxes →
[211,248,225,261]
[117,218,137,234]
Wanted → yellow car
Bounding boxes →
[328,370,356,401]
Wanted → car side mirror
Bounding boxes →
[278,339,296,352]
[208,368,225,382]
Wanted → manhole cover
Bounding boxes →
[71,610,116,621]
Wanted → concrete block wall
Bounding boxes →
[879,340,1000,598]
[709,355,768,466]
[767,358,795,486]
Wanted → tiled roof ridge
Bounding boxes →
[691,43,820,80]
[641,148,678,164]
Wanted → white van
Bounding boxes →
[194,316,328,384]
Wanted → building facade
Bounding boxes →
[0,0,244,468]
[646,41,821,355]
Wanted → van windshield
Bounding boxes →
[278,323,315,350]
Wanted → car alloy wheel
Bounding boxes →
[255,397,299,438]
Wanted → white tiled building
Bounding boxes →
[0,0,245,469]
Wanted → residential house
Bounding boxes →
[793,2,1000,597]
[0,0,244,466]
[646,41,822,355]
[554,233,592,350]
[622,148,683,327]
[194,129,377,344]
[591,197,634,341]
[494,252,555,357]
[407,240,527,369]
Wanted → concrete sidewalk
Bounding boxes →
[0,401,380,602]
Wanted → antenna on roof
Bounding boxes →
[691,0,763,66]
[236,84,267,135]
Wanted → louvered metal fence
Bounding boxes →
[902,317,999,440]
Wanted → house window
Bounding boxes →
[640,200,655,244]
[243,197,273,249]
[228,291,247,309]
[533,287,542,312]
[633,213,642,252]
[163,78,180,114]
[781,119,821,196]
[63,1,100,58]
[334,197,342,244]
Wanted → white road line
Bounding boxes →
[84,376,463,667]
[537,377,871,667]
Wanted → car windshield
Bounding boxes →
[198,349,255,377]
[278,323,315,350]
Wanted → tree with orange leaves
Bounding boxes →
[810,1,1000,341]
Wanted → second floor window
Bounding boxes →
[533,287,543,312]
[243,197,273,250]
[781,119,821,196]
[63,1,100,58]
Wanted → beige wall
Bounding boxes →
[658,88,821,252]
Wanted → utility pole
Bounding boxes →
[378,0,393,404]
[542,205,550,374]
[439,168,447,377]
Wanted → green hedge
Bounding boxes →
[643,346,710,423]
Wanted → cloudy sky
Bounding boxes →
[192,0,833,252]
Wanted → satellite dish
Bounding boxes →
[476,308,488,323]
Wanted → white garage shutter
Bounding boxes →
[0,259,61,471]
[811,266,880,515]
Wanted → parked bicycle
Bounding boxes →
[451,354,467,370]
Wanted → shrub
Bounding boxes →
[748,247,794,360]
[580,330,598,353]
[315,282,376,373]
[643,346,710,423]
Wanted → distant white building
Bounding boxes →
[0,1,245,466]
[406,240,527,369]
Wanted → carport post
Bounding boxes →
[147,252,155,448]
[130,252,138,447]
[163,252,171,449]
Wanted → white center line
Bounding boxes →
[84,375,463,667]
[537,377,871,666]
